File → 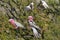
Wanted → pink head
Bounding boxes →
[28,16,33,21]
[9,19,15,24]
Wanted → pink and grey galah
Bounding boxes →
[28,16,41,31]
[9,19,25,29]
[28,16,41,38]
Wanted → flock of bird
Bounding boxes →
[0,0,49,39]
[8,0,49,38]
[9,16,42,38]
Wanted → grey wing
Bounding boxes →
[33,24,41,31]
[15,21,25,28]
[29,22,41,30]
[31,27,40,38]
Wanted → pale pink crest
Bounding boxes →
[9,19,15,24]
[28,16,33,21]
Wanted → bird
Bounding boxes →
[28,16,41,31]
[31,27,41,38]
[24,2,34,11]
[9,18,25,29]
[41,0,49,9]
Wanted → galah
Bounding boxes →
[25,2,34,11]
[9,19,25,29]
[28,16,41,31]
[31,27,41,38]
[41,0,49,9]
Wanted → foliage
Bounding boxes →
[0,0,60,40]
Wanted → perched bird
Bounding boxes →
[31,27,41,38]
[25,2,34,11]
[28,16,41,31]
[41,0,49,9]
[28,16,41,38]
[9,19,25,29]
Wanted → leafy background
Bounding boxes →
[0,0,60,40]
